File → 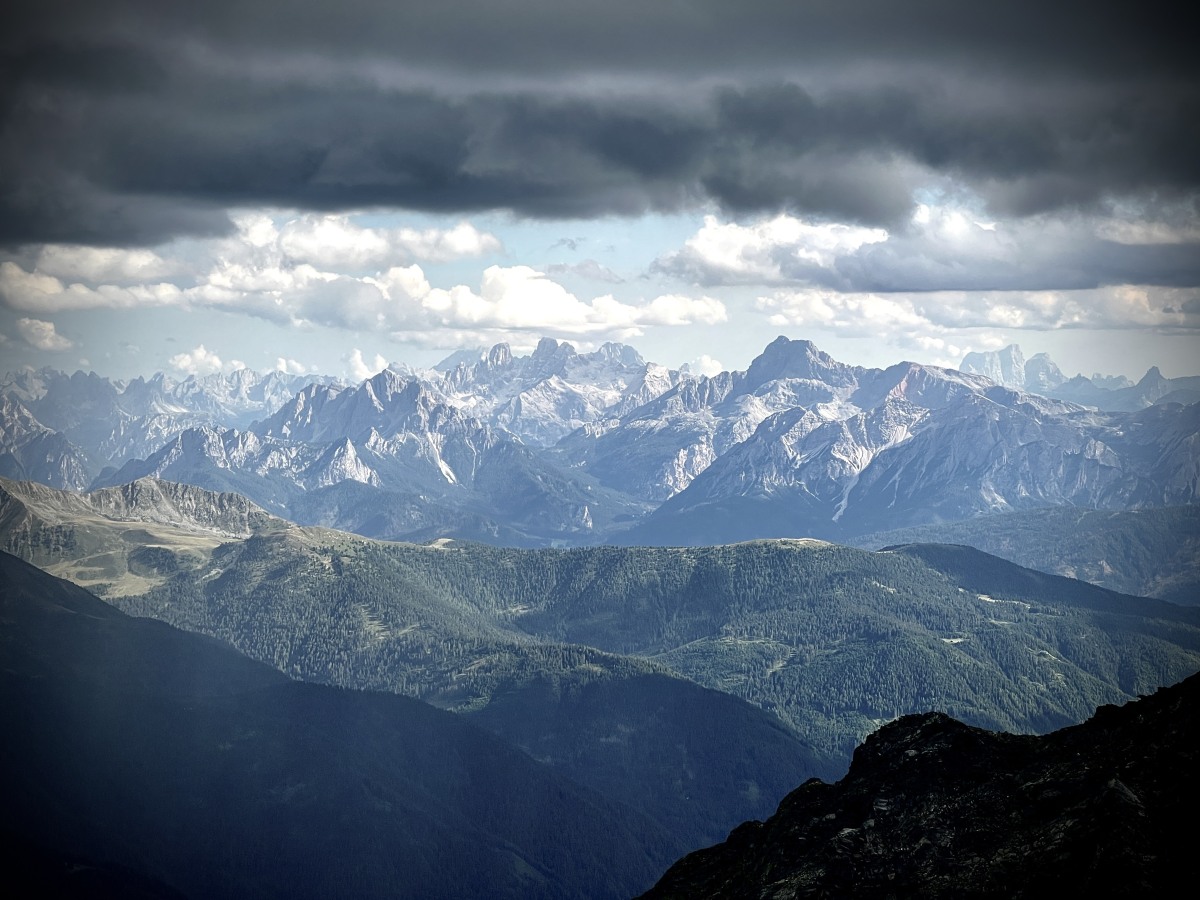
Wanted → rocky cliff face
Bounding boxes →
[0,395,94,490]
[618,357,1198,544]
[641,672,1200,898]
[557,338,873,503]
[92,369,646,544]
[960,343,1027,389]
[437,337,684,447]
[0,475,277,539]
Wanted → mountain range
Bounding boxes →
[0,366,342,491]
[610,339,1199,544]
[0,475,837,854]
[5,335,1196,552]
[5,478,1200,896]
[962,343,1200,410]
[3,332,1195,896]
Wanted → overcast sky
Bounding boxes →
[1,0,1197,382]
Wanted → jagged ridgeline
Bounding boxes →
[6,336,1199,550]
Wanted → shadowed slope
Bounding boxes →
[642,671,1200,897]
[0,552,675,900]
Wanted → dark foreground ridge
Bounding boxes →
[0,551,673,900]
[641,671,1200,898]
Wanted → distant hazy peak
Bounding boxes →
[743,335,861,390]
[1023,352,1066,391]
[432,346,487,372]
[959,343,1026,390]
[1138,366,1166,386]
[594,341,646,367]
[531,336,565,357]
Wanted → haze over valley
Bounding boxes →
[3,329,1199,894]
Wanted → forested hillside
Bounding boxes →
[7,476,1200,859]
[0,552,675,899]
[111,530,1200,761]
[853,505,1200,604]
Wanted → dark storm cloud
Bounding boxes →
[7,1,1192,79]
[829,234,1200,293]
[2,1,1196,247]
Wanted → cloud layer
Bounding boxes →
[0,213,727,351]
[669,208,1200,354]
[660,206,1200,293]
[1,1,1196,377]
[2,2,1196,246]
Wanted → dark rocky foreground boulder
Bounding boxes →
[641,671,1200,897]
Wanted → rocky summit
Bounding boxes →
[641,672,1200,898]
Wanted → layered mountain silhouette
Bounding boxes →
[0,476,838,854]
[852,505,1200,605]
[962,342,1200,409]
[4,336,1198,549]
[5,475,1199,784]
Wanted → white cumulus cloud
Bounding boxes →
[277,215,502,269]
[0,212,501,317]
[370,263,726,343]
[348,348,389,381]
[169,344,226,376]
[275,357,308,375]
[686,354,725,377]
[0,261,185,312]
[393,221,504,262]
[16,317,74,351]
[657,214,888,284]
[35,245,179,282]
[4,240,727,349]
